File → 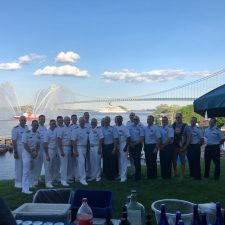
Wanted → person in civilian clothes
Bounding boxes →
[11,115,28,188]
[102,116,118,180]
[44,119,58,188]
[88,118,104,182]
[204,118,225,180]
[34,114,47,185]
[57,116,72,186]
[72,117,89,185]
[144,115,161,179]
[172,113,191,179]
[187,117,204,180]
[159,116,174,179]
[128,116,144,181]
[21,120,40,194]
[115,115,130,182]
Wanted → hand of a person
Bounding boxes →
[112,148,116,155]
[14,152,19,159]
[46,154,50,161]
[32,151,37,159]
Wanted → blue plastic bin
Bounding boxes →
[71,189,113,222]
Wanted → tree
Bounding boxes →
[180,105,204,124]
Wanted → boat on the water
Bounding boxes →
[0,144,13,156]
[14,112,39,121]
[99,105,128,113]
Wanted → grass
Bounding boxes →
[0,159,225,222]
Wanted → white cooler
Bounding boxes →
[13,203,71,223]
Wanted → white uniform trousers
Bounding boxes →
[89,145,101,180]
[77,145,87,183]
[86,150,92,178]
[33,143,44,185]
[118,142,128,181]
[67,148,75,181]
[22,151,35,192]
[15,145,23,187]
[59,146,71,183]
[44,148,58,185]
[73,157,80,181]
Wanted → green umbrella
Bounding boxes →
[194,84,225,117]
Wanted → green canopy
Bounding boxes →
[194,84,225,117]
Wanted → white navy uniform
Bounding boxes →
[55,125,63,181]
[57,125,72,184]
[88,126,104,181]
[11,124,28,188]
[85,122,92,178]
[22,130,40,193]
[35,124,47,184]
[115,124,130,182]
[71,127,89,184]
[68,123,79,182]
[43,127,58,186]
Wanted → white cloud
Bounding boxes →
[18,54,46,64]
[0,62,21,71]
[102,69,210,84]
[55,51,80,63]
[18,55,31,64]
[34,65,89,77]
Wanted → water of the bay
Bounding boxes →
[0,111,152,180]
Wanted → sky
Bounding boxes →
[0,0,225,110]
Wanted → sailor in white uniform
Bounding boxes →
[54,116,64,182]
[71,117,89,185]
[57,116,72,186]
[34,114,47,185]
[11,116,28,188]
[68,114,79,182]
[83,112,92,178]
[44,119,58,188]
[21,120,40,194]
[88,118,103,182]
[115,115,130,182]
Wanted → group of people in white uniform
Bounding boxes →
[11,111,225,194]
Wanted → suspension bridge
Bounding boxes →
[61,69,225,105]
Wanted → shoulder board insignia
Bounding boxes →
[26,130,31,133]
[14,125,19,128]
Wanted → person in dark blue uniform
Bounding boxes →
[204,118,225,180]
[144,115,161,179]
[102,116,118,180]
[159,116,174,179]
[187,117,204,180]
[128,116,144,181]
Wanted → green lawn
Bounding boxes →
[0,159,225,221]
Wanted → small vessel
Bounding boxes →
[99,104,128,113]
[0,144,9,155]
[14,112,39,121]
